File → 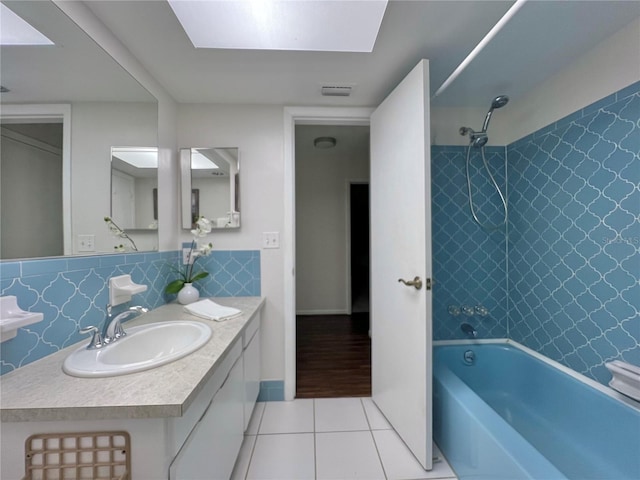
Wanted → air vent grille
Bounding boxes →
[321,85,353,97]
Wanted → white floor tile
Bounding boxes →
[259,399,314,434]
[433,444,457,479]
[315,397,369,432]
[230,435,256,480]
[361,397,392,430]
[245,402,265,435]
[373,430,457,480]
[246,433,315,480]
[316,431,386,479]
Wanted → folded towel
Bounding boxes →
[184,299,242,322]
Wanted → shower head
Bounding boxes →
[481,95,509,133]
[490,95,509,110]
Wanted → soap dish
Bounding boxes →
[109,274,148,306]
[0,296,44,342]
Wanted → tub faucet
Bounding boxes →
[102,304,148,344]
[461,323,478,338]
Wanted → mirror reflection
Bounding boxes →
[111,147,159,231]
[0,0,158,260]
[0,121,64,259]
[181,148,240,230]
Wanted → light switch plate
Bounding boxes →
[262,232,280,249]
[78,234,95,252]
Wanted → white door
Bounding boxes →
[370,59,433,469]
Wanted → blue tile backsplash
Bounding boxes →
[1,250,260,375]
[433,81,639,386]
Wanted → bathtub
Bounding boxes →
[433,343,640,480]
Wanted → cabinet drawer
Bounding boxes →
[242,311,261,348]
[167,339,242,456]
[170,355,245,480]
[243,328,261,431]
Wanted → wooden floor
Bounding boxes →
[296,313,371,398]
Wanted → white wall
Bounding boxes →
[431,17,640,146]
[501,16,640,144]
[71,102,158,253]
[295,125,370,314]
[177,104,285,380]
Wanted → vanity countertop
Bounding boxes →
[0,297,265,423]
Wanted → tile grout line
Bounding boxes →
[243,403,266,480]
[313,398,318,480]
[362,398,390,480]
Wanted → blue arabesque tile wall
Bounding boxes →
[431,146,508,340]
[433,81,639,386]
[1,250,260,375]
[507,82,639,385]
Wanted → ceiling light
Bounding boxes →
[314,137,337,149]
[167,0,388,52]
[0,4,54,46]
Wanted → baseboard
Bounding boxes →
[257,380,285,402]
[296,309,350,316]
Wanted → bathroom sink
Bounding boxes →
[63,321,211,378]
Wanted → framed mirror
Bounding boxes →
[111,147,159,231]
[180,147,240,230]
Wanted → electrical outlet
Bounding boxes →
[183,247,196,264]
[78,234,95,252]
[263,232,280,249]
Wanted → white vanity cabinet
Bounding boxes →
[170,354,245,479]
[170,310,261,479]
[243,312,261,430]
[0,298,265,480]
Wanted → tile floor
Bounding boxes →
[231,397,458,480]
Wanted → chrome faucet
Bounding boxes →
[102,304,148,343]
[461,323,478,338]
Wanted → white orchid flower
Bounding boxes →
[198,242,213,256]
[191,216,213,237]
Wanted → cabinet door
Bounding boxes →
[171,356,245,480]
[243,328,261,431]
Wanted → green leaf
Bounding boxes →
[189,271,209,282]
[165,279,185,294]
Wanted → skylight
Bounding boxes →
[112,148,158,169]
[167,0,388,52]
[0,3,54,46]
[191,149,219,170]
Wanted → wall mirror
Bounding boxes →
[180,148,240,230]
[111,147,159,231]
[0,0,158,259]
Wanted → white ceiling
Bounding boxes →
[2,1,639,108]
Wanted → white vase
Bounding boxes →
[177,283,199,305]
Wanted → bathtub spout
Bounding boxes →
[461,323,477,338]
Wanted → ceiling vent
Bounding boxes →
[321,85,353,97]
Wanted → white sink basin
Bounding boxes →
[63,321,211,378]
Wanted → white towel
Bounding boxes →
[184,299,242,322]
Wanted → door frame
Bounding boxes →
[283,107,373,400]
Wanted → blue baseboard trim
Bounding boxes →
[257,380,285,402]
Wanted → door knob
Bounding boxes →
[398,276,423,290]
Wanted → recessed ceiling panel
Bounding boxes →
[167,0,388,52]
